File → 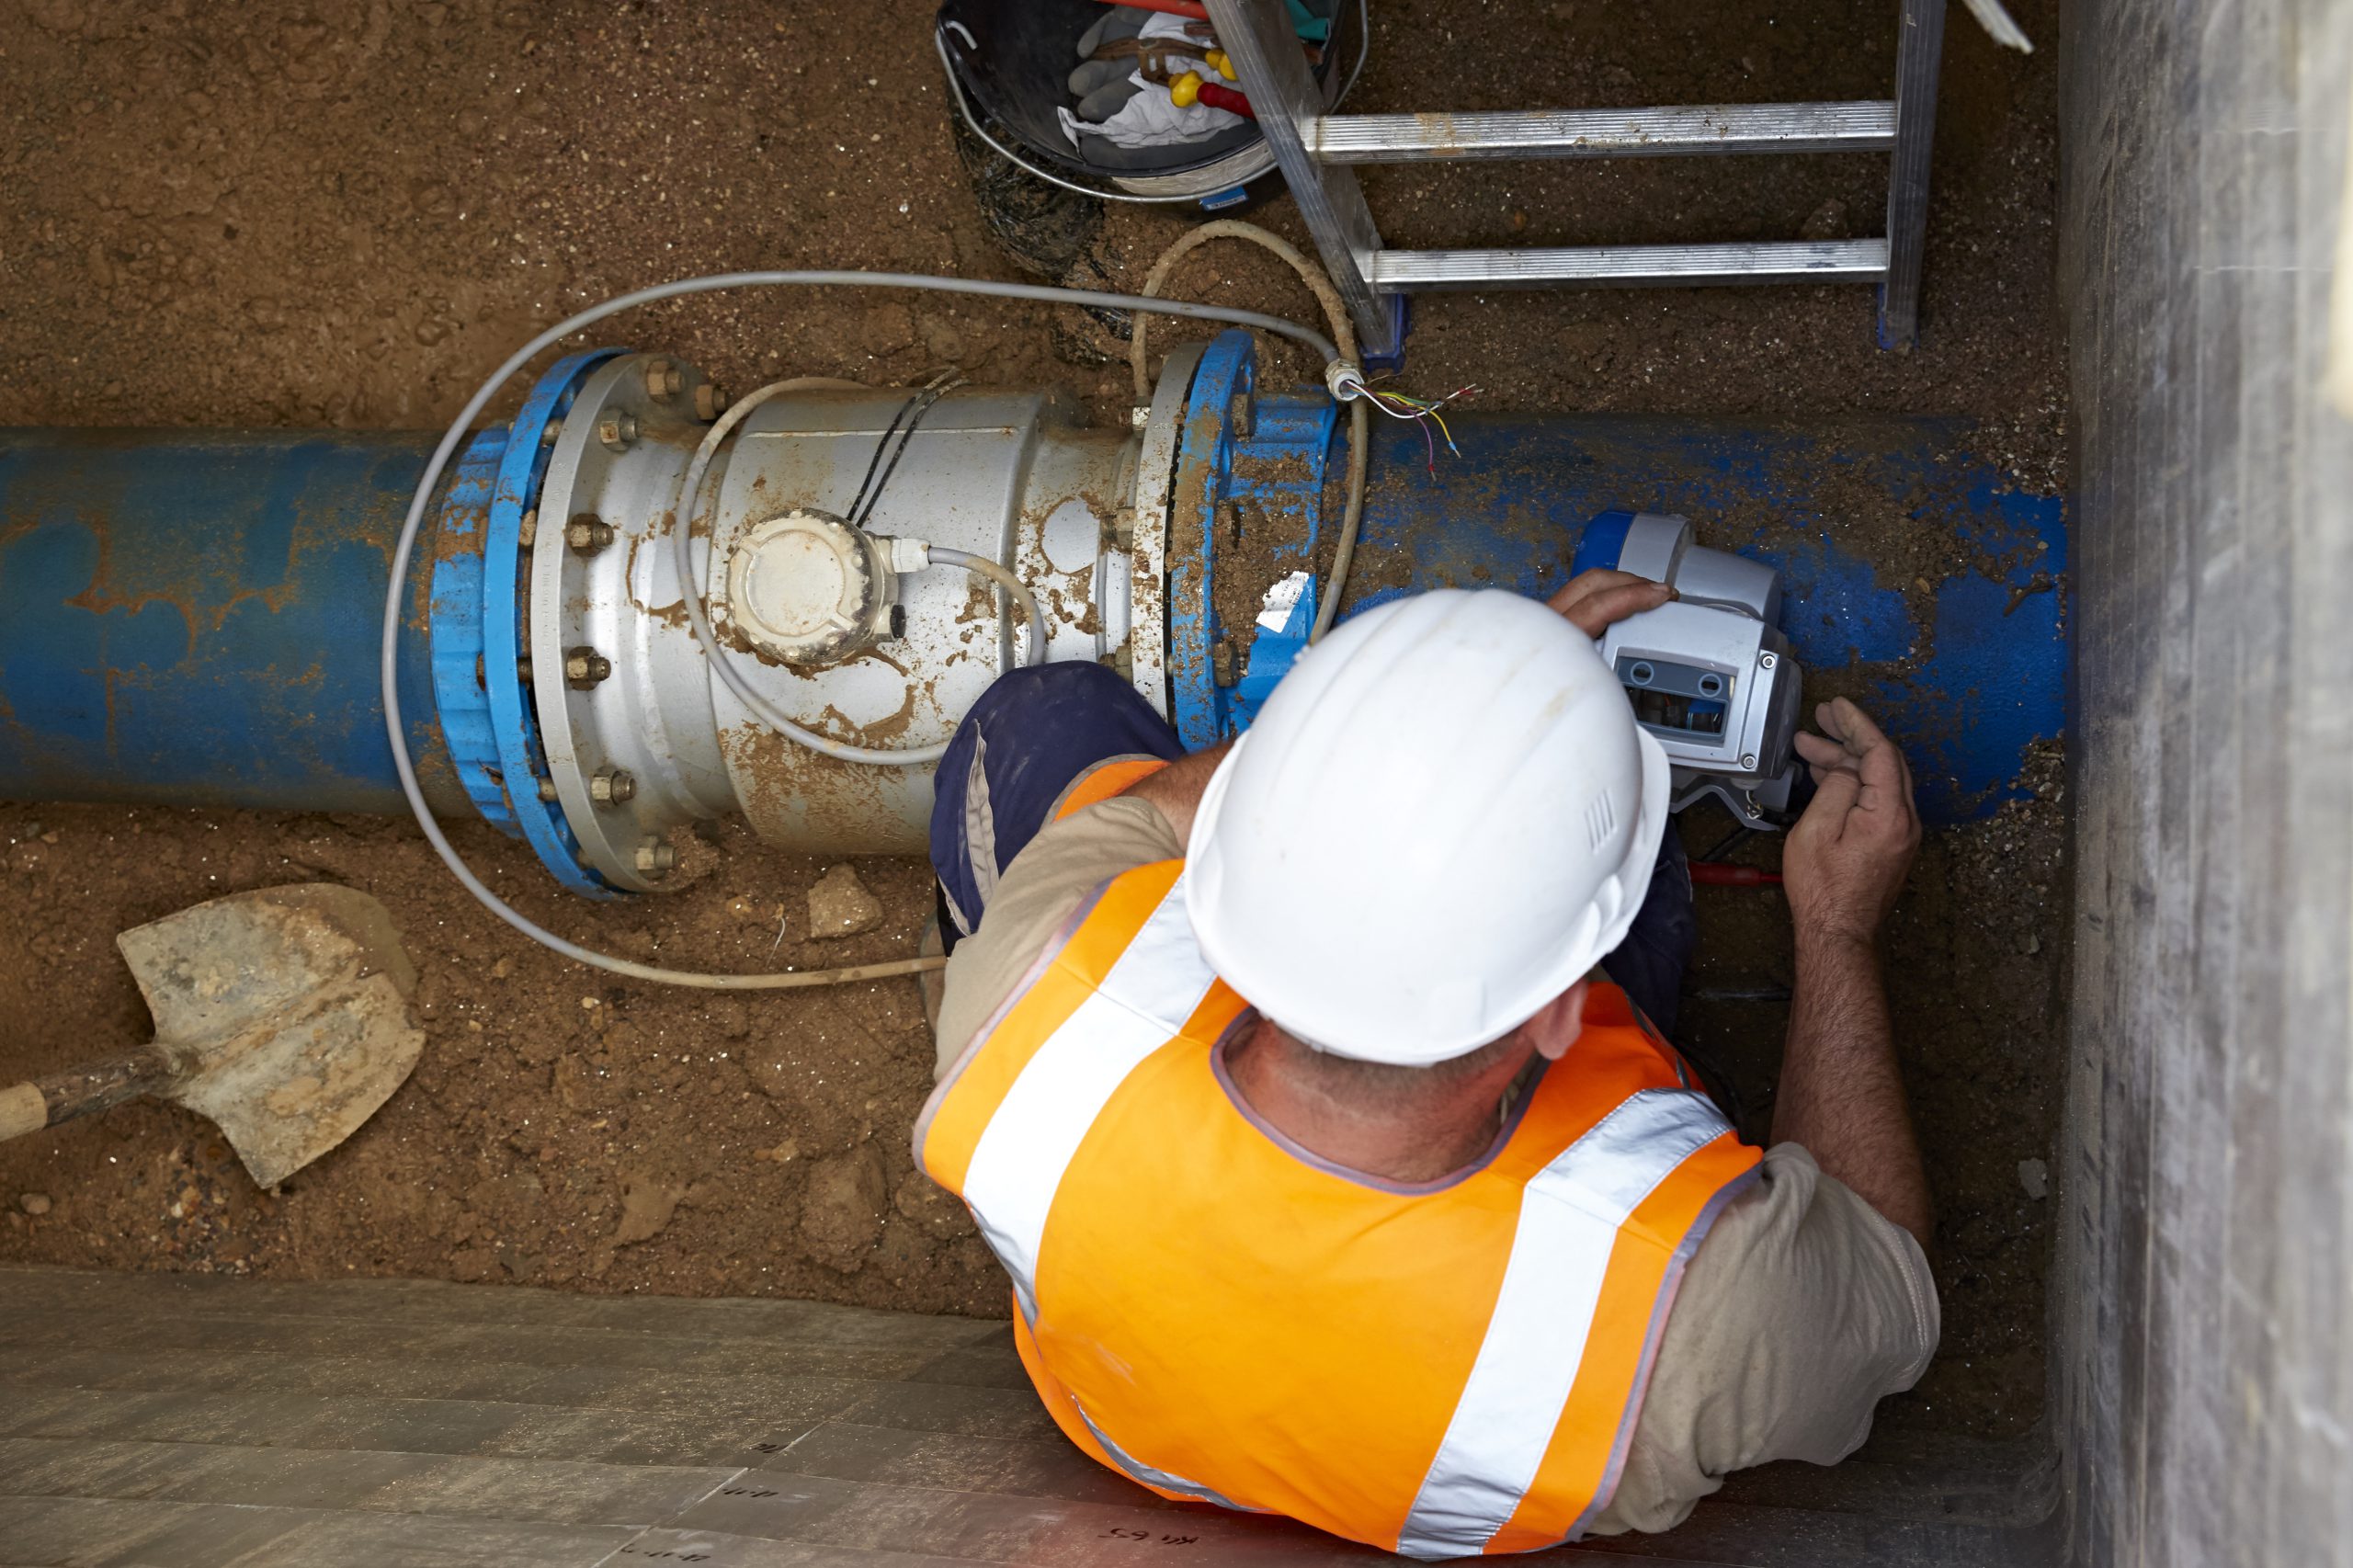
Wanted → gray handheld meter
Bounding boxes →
[1589,512,1805,826]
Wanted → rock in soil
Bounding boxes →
[611,1172,688,1247]
[807,864,885,940]
[800,1145,890,1272]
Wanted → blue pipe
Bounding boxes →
[0,428,461,816]
[0,335,2067,862]
[0,354,613,892]
[1348,416,2070,824]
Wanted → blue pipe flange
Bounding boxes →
[426,426,514,831]
[428,347,625,898]
[1165,330,1340,750]
[521,353,729,894]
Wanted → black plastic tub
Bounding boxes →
[935,0,1350,203]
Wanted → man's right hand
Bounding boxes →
[1783,698,1921,951]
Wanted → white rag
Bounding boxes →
[1057,13,1245,150]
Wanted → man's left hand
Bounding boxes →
[1548,569,1675,636]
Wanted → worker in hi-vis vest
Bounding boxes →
[916,572,1938,1558]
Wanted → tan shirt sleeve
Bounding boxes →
[933,795,1183,1082]
[1585,1142,1941,1535]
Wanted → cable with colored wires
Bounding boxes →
[1332,371,1481,478]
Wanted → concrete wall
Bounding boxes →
[2059,2,2353,1562]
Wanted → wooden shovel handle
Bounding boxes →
[0,1046,179,1142]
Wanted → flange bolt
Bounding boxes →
[634,837,676,876]
[590,768,637,805]
[566,514,616,554]
[643,360,684,400]
[694,383,726,422]
[597,412,639,452]
[537,777,560,803]
[564,647,612,688]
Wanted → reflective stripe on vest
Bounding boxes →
[954,865,1218,1322]
[1396,1086,1740,1555]
[917,860,1760,1558]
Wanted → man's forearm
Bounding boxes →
[1771,934,1932,1250]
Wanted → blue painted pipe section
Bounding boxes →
[0,429,460,816]
[0,357,619,901]
[1169,336,2068,824]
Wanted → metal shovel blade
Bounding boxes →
[115,883,424,1188]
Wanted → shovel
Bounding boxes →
[0,883,425,1188]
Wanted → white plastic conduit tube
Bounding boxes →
[930,548,1048,670]
[378,269,1336,990]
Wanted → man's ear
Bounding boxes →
[1527,978,1592,1062]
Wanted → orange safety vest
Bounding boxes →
[916,858,1761,1559]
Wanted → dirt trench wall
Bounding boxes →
[2058,2,2353,1562]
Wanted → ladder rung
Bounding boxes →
[1369,239,1893,290]
[1306,103,1897,165]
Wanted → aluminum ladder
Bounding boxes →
[1199,0,1949,362]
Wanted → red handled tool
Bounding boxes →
[1688,861,1784,887]
[1097,0,1212,18]
[1193,79,1256,118]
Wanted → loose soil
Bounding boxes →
[0,0,2065,1442]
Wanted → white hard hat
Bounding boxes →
[1185,589,1669,1066]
